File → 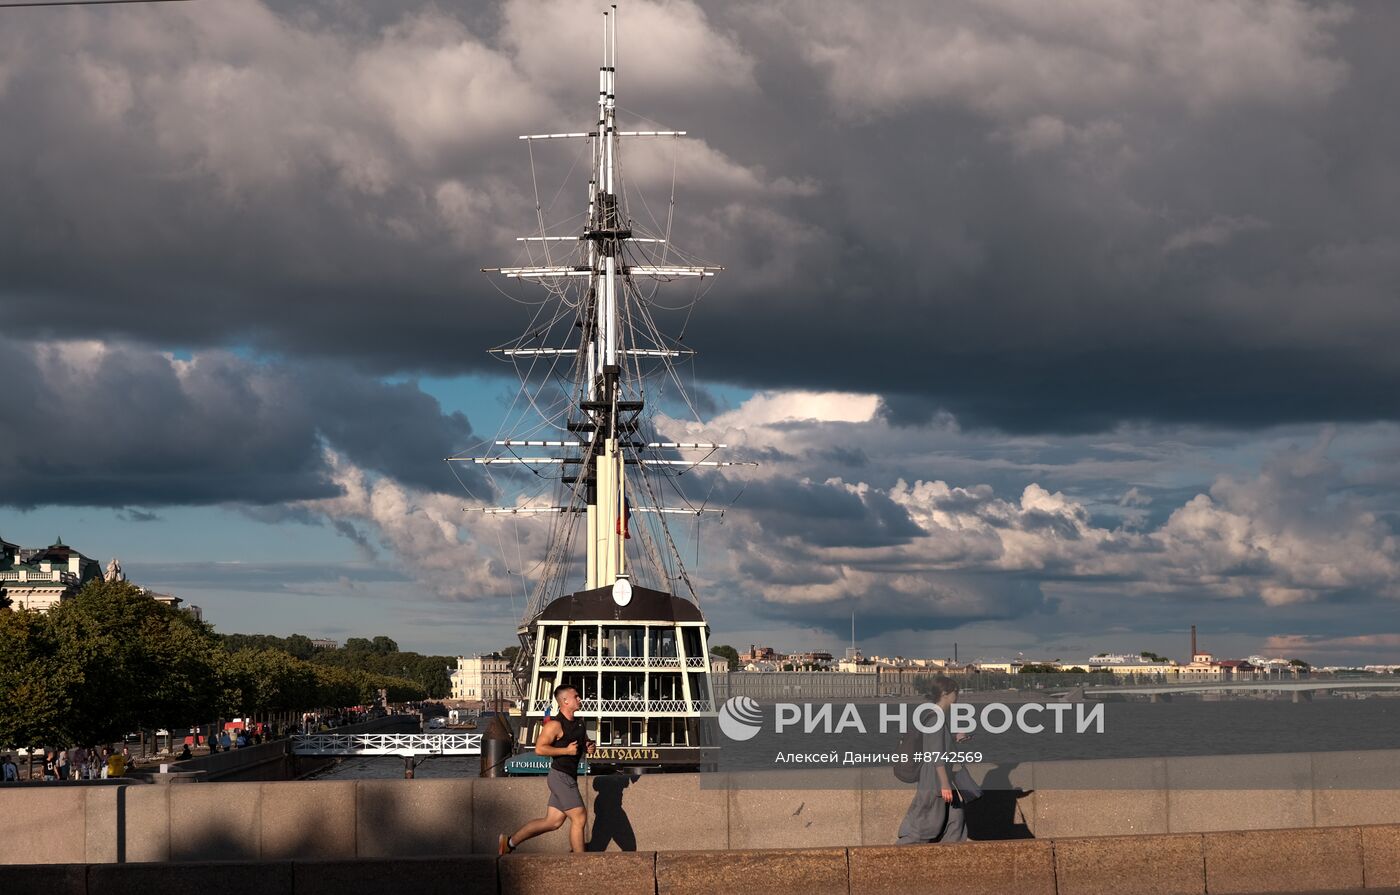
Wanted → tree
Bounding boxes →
[283,634,315,660]
[370,635,399,654]
[0,579,223,747]
[501,645,520,666]
[57,579,223,740]
[1140,651,1168,662]
[709,644,740,671]
[0,609,82,747]
[221,649,318,721]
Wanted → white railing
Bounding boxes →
[527,698,716,714]
[291,733,481,756]
[650,657,681,667]
[686,657,707,668]
[0,570,62,582]
[600,656,646,667]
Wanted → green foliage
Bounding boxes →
[1140,651,1169,662]
[0,608,81,746]
[709,644,740,671]
[307,638,451,698]
[1018,663,1062,673]
[0,579,223,747]
[0,590,437,749]
[501,645,520,666]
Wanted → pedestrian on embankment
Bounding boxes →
[896,675,971,845]
[499,684,596,855]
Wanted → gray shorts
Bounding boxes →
[546,768,583,812]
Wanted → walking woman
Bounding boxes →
[896,676,970,845]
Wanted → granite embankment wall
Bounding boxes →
[7,828,1400,895]
[1,747,1398,866]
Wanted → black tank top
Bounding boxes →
[550,712,586,776]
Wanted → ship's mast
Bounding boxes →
[468,6,738,620]
[586,6,625,591]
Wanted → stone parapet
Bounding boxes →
[3,825,1397,895]
[6,748,1400,864]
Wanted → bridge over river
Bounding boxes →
[291,732,482,757]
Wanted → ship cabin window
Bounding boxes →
[648,627,678,658]
[599,718,650,747]
[534,679,555,703]
[650,673,683,701]
[647,718,687,746]
[558,673,593,701]
[602,626,644,658]
[688,673,710,702]
[564,627,594,658]
[682,626,704,659]
[601,673,644,701]
[542,627,564,662]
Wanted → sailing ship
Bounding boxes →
[458,5,747,772]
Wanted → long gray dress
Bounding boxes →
[896,727,968,844]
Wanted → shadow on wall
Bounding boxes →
[587,775,639,852]
[967,763,1034,841]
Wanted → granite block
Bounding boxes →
[356,779,474,858]
[1053,833,1205,895]
[259,780,357,859]
[471,776,586,854]
[849,840,1056,895]
[656,847,847,895]
[1167,752,1315,833]
[169,781,263,861]
[727,769,862,849]
[116,781,173,863]
[0,862,86,895]
[1362,824,1400,888]
[293,856,497,895]
[1313,751,1400,828]
[0,786,87,864]
[500,851,654,895]
[1035,788,1169,838]
[586,771,726,851]
[1203,827,1363,895]
[87,860,294,895]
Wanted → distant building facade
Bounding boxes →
[1,540,202,619]
[453,654,512,704]
[0,537,102,611]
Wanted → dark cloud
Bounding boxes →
[740,478,924,549]
[0,339,485,509]
[0,1,1396,433]
[712,573,1055,641]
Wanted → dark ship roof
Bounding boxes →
[538,585,705,623]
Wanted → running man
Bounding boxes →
[500,684,595,854]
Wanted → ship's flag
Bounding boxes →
[616,498,632,539]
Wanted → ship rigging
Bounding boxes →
[450,5,751,770]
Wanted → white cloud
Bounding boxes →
[660,391,1400,616]
[778,0,1350,121]
[1164,215,1270,253]
[295,451,522,602]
